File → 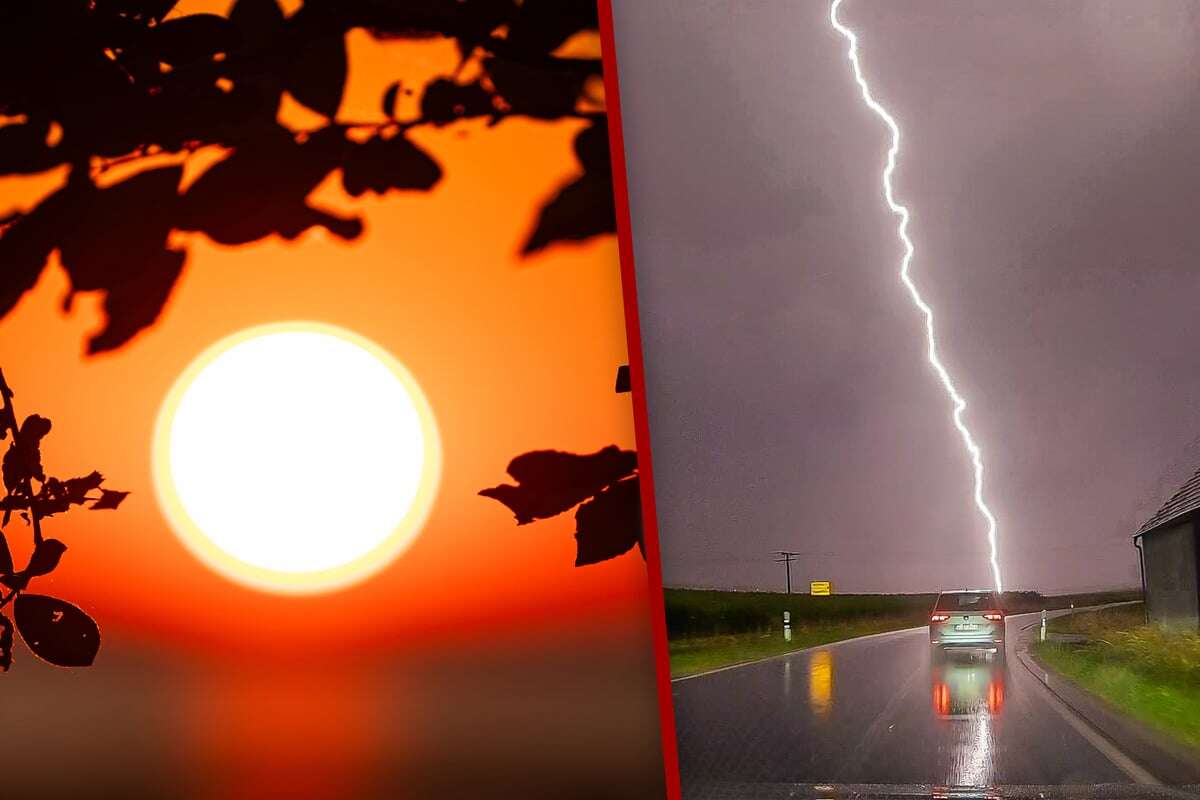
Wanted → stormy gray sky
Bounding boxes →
[611,0,1200,594]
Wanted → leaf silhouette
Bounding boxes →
[0,531,12,576]
[45,165,188,353]
[420,78,495,125]
[0,614,11,671]
[14,594,101,667]
[284,6,347,118]
[0,206,57,320]
[382,81,401,118]
[93,247,187,354]
[342,133,442,196]
[180,124,360,244]
[154,13,239,66]
[91,489,130,510]
[35,471,105,517]
[64,472,105,499]
[504,0,598,55]
[93,0,179,22]
[0,121,63,175]
[484,55,589,120]
[479,445,635,524]
[25,539,66,577]
[0,574,28,593]
[229,0,285,40]
[2,414,52,492]
[615,364,630,394]
[523,121,614,254]
[574,476,642,567]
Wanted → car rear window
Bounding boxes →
[935,592,998,611]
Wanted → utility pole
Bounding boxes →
[774,551,801,594]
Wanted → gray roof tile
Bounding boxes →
[1136,467,1200,536]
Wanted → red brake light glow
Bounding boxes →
[933,682,950,716]
[931,613,950,622]
[983,612,1004,621]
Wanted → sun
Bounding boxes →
[152,322,441,595]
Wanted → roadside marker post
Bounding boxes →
[1041,609,1047,641]
[783,610,792,642]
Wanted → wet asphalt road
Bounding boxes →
[673,613,1132,795]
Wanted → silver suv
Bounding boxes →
[929,589,1005,656]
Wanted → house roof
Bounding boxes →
[1136,466,1200,537]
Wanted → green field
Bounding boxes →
[667,587,1141,679]
[1035,604,1200,751]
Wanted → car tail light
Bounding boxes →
[931,613,950,622]
[983,612,1004,621]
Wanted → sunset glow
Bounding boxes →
[153,322,441,595]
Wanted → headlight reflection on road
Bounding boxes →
[931,654,1006,787]
[808,650,834,718]
[930,655,1005,720]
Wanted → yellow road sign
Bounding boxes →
[810,581,832,596]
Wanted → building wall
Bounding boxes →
[1142,520,1199,628]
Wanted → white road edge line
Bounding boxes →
[1014,602,1159,785]
[1017,649,1160,786]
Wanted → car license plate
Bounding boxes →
[954,624,978,631]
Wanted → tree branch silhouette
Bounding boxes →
[0,0,614,354]
[0,368,127,670]
[1,0,631,578]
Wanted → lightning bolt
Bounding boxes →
[829,0,1003,592]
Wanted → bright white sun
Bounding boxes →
[153,322,441,595]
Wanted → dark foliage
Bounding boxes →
[0,0,615,354]
[0,369,126,671]
[574,475,642,566]
[523,120,615,254]
[479,445,636,524]
[614,364,630,393]
[480,445,643,568]
[13,594,101,667]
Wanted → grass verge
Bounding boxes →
[1034,604,1200,751]
[669,616,920,678]
[1045,603,1145,636]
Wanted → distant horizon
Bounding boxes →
[663,583,1143,597]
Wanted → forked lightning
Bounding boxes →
[829,0,1003,591]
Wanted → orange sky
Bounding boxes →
[0,7,651,654]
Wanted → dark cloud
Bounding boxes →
[613,0,1200,593]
